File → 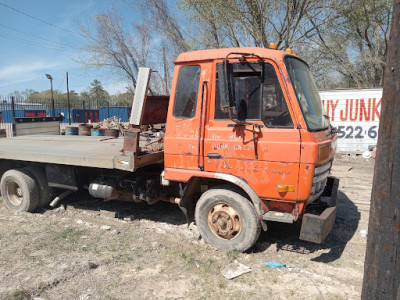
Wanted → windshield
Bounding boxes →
[285,57,328,131]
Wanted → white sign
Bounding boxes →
[319,89,382,153]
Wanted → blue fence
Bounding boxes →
[0,107,132,124]
[0,96,134,124]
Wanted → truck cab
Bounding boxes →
[164,47,338,250]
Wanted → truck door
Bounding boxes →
[203,60,301,201]
[165,63,211,170]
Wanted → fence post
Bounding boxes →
[107,101,110,119]
[68,101,71,125]
[82,100,86,124]
[11,96,15,121]
[11,96,16,136]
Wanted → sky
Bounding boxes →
[0,0,156,96]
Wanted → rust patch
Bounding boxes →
[385,244,390,250]
[394,222,400,231]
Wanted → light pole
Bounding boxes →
[45,73,55,117]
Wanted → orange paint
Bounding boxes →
[163,47,337,218]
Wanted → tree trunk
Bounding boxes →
[361,1,400,299]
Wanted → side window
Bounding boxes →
[214,62,293,128]
[173,65,201,118]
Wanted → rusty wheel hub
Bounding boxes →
[207,203,241,240]
[7,182,23,206]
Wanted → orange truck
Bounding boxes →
[0,47,338,252]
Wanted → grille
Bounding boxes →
[307,161,332,203]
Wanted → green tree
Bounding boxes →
[89,79,111,108]
[9,89,38,100]
[112,91,134,106]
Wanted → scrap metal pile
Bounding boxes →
[139,124,165,154]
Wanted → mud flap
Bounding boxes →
[299,176,339,244]
[299,207,336,243]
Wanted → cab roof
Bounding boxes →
[175,47,292,64]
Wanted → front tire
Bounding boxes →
[1,169,39,212]
[195,186,261,252]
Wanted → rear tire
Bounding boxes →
[1,169,39,212]
[195,186,261,252]
[23,166,52,207]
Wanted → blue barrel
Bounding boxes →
[91,128,105,136]
[65,127,79,135]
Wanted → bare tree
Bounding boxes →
[307,0,392,88]
[78,0,392,92]
[179,0,331,49]
[79,10,156,93]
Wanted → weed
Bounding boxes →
[218,281,227,289]
[289,290,295,296]
[135,265,143,271]
[180,251,196,264]
[226,249,239,261]
[52,227,84,243]
[123,255,133,263]
[100,296,118,300]
[1,288,31,300]
[203,258,216,272]
[135,247,144,257]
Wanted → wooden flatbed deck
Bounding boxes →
[0,135,144,169]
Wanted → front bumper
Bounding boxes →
[299,176,339,244]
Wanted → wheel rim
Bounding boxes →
[6,181,23,206]
[207,202,242,240]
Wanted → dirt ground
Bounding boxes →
[0,154,374,300]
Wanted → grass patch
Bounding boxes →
[218,281,227,289]
[180,251,196,264]
[135,265,143,271]
[226,249,239,261]
[1,288,32,300]
[52,227,85,243]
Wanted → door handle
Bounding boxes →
[207,153,221,159]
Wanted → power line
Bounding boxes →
[0,32,72,52]
[0,22,77,50]
[0,1,80,36]
[57,74,66,91]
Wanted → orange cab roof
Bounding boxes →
[175,47,291,64]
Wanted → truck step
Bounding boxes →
[262,211,295,223]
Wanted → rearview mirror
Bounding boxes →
[217,61,235,112]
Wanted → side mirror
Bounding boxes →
[217,61,235,112]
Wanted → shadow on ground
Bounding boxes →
[45,189,360,261]
[250,191,361,263]
[47,190,187,226]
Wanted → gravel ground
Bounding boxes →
[0,154,374,300]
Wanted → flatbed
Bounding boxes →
[0,135,163,170]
